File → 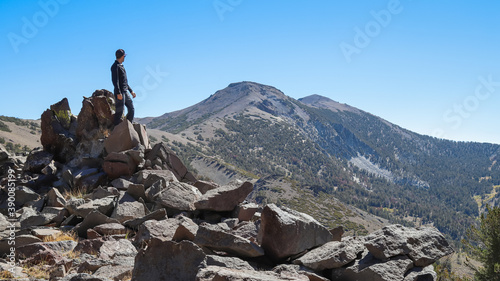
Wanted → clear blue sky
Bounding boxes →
[1,1,500,144]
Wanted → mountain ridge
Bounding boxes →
[141,81,500,242]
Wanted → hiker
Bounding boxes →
[111,49,136,125]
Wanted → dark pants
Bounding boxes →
[114,92,134,125]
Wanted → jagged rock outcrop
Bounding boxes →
[0,93,455,281]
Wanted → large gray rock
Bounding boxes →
[133,123,150,149]
[194,223,265,258]
[145,142,196,182]
[74,196,116,218]
[258,204,333,262]
[94,265,133,281]
[23,147,54,173]
[47,187,67,207]
[294,236,366,270]
[134,218,180,244]
[132,239,206,281]
[364,224,454,266]
[74,210,120,238]
[99,239,137,260]
[404,265,437,281]
[172,215,199,242]
[104,120,140,154]
[155,181,202,211]
[195,181,253,212]
[136,169,178,188]
[15,186,41,207]
[205,255,254,271]
[111,192,146,223]
[103,151,137,179]
[196,266,309,281]
[40,98,77,163]
[273,264,330,281]
[123,208,167,230]
[331,251,414,281]
[94,223,128,236]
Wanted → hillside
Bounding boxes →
[0,116,41,154]
[141,81,500,244]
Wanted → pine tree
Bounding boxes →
[463,206,500,281]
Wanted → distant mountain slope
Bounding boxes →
[0,116,41,153]
[143,81,500,242]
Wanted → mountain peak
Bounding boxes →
[299,94,360,114]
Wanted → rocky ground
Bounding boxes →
[0,91,454,281]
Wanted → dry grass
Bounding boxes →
[0,270,14,279]
[42,231,79,243]
[22,262,52,279]
[63,186,90,200]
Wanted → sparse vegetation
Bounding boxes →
[0,120,11,132]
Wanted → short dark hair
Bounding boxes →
[115,49,126,59]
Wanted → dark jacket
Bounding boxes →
[111,60,133,96]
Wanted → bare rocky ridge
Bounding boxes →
[0,93,453,280]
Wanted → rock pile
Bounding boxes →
[0,93,454,280]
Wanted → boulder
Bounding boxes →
[74,210,120,238]
[94,223,128,236]
[111,192,146,223]
[31,228,62,240]
[136,169,178,187]
[195,181,253,212]
[364,224,454,266]
[258,204,333,262]
[94,265,133,281]
[132,239,206,281]
[196,266,309,281]
[104,120,140,154]
[172,215,199,242]
[99,239,137,260]
[404,265,437,281]
[23,148,54,174]
[155,181,202,211]
[294,236,366,270]
[145,142,196,182]
[40,98,77,163]
[134,218,180,244]
[194,222,265,258]
[133,123,150,149]
[127,183,146,201]
[47,187,67,207]
[236,202,260,221]
[0,143,9,162]
[123,208,167,230]
[103,152,137,179]
[194,180,218,194]
[74,196,116,218]
[15,186,41,206]
[331,252,414,281]
[17,242,72,269]
[273,264,330,281]
[205,255,254,271]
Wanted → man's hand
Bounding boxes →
[117,94,123,100]
[131,91,136,98]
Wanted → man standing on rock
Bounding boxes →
[111,49,136,125]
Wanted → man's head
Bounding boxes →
[115,49,126,62]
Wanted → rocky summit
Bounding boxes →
[0,92,453,280]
